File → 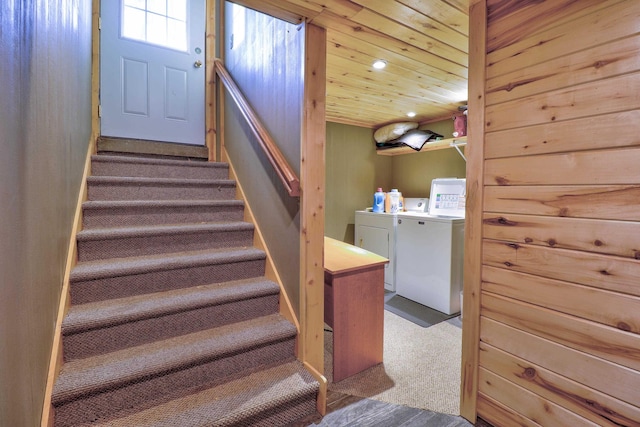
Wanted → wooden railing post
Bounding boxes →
[300,22,327,413]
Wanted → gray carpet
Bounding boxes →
[326,310,463,415]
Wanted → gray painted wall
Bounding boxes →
[223,4,304,315]
[325,122,392,244]
[0,2,92,425]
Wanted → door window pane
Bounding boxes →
[146,13,167,46]
[168,0,187,21]
[123,6,146,41]
[121,0,187,51]
[167,19,187,51]
[146,0,166,15]
[124,0,145,9]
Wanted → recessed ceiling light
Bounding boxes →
[372,59,387,70]
[407,111,416,118]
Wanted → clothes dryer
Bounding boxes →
[394,178,465,314]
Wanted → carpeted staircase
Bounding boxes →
[51,153,319,426]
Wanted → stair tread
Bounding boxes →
[87,175,236,186]
[92,155,228,169]
[82,199,244,209]
[62,278,280,335]
[76,221,254,241]
[53,153,314,426]
[92,360,318,427]
[70,247,266,282]
[52,313,296,404]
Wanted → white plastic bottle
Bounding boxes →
[389,189,400,213]
[373,188,385,213]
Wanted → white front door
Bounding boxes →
[100,0,205,145]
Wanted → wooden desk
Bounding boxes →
[324,236,388,382]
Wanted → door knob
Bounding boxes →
[194,60,202,68]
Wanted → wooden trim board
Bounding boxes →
[300,22,328,415]
[460,0,486,423]
[40,140,93,427]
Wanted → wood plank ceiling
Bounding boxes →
[229,0,470,129]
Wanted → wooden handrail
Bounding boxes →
[213,59,300,197]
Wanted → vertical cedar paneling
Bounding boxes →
[472,0,640,425]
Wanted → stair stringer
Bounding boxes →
[41,141,94,427]
[221,147,328,414]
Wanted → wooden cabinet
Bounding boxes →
[324,237,388,382]
[354,211,397,292]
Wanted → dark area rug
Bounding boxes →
[384,293,458,328]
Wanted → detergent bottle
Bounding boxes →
[372,188,385,213]
[389,189,400,213]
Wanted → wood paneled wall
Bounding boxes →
[464,1,640,425]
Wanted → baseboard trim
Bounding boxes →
[222,147,327,415]
[40,140,93,427]
[221,147,300,333]
[304,361,328,416]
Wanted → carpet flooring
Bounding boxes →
[325,310,463,415]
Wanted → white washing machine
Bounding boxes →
[354,210,397,291]
[395,179,466,315]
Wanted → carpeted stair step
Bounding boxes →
[69,247,266,304]
[81,200,245,229]
[86,176,236,201]
[90,360,319,427]
[91,155,229,180]
[76,222,255,261]
[51,152,319,426]
[62,277,281,361]
[51,314,298,427]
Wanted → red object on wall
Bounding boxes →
[453,112,467,137]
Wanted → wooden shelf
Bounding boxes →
[376,136,467,156]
